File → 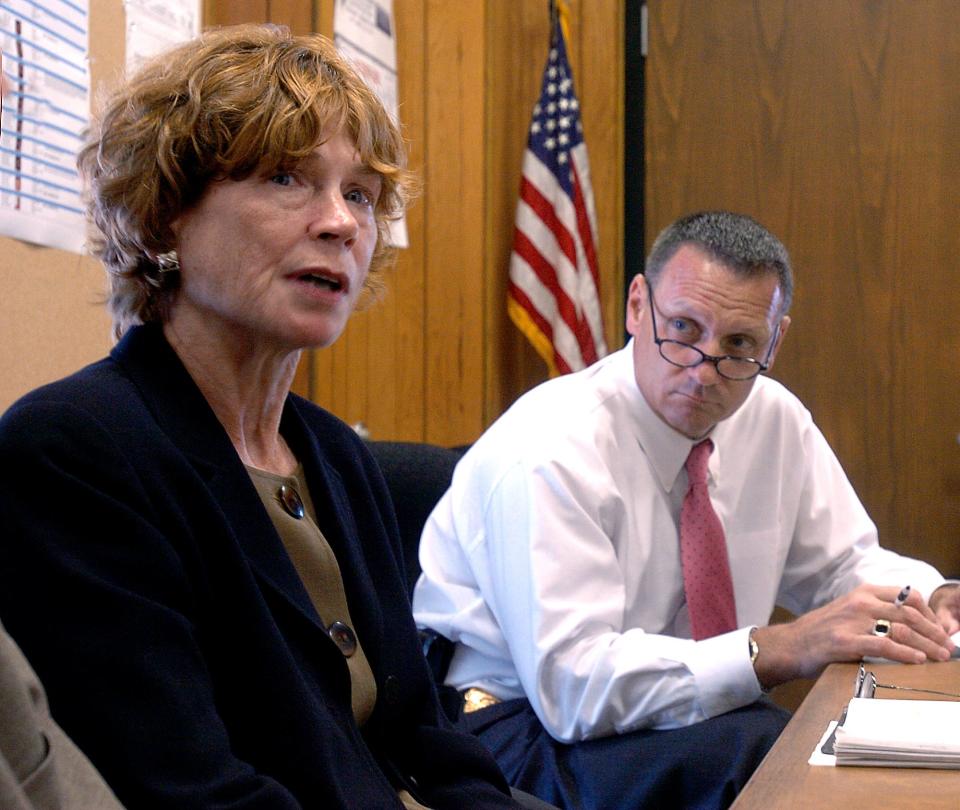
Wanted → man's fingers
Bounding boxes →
[902,590,939,624]
[876,603,949,646]
[875,620,952,663]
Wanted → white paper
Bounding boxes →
[0,0,90,253]
[834,697,960,768]
[123,0,199,72]
[808,720,838,767]
[333,0,407,248]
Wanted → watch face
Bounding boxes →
[749,637,759,664]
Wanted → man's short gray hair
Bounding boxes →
[645,211,793,314]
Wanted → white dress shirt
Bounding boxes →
[413,342,946,742]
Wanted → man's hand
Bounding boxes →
[929,583,960,635]
[751,584,956,690]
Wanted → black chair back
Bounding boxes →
[365,440,467,599]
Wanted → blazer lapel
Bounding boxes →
[110,325,326,634]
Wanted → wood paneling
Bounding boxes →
[646,0,960,575]
[484,3,550,424]
[204,0,267,25]
[268,0,314,34]
[580,1,625,357]
[421,0,487,445]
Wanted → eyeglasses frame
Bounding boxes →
[853,661,960,700]
[646,283,781,381]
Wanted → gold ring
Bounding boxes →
[463,687,501,714]
[872,618,892,637]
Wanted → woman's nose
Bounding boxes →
[307,193,359,245]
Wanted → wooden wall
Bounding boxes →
[645,0,960,576]
[205,0,625,446]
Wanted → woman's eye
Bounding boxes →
[270,173,295,187]
[345,187,374,206]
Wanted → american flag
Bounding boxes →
[507,1,606,375]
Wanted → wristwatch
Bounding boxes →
[749,627,770,692]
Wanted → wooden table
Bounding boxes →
[731,660,960,809]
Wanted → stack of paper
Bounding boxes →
[834,697,960,768]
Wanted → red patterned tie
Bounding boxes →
[680,439,737,640]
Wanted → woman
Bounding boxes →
[0,25,518,809]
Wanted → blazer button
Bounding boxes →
[278,484,305,519]
[383,674,401,706]
[327,620,357,657]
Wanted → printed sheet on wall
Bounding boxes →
[0,0,89,254]
[333,0,407,248]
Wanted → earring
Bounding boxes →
[156,251,180,274]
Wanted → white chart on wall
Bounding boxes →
[0,0,90,254]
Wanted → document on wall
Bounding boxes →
[0,0,90,253]
[833,697,960,769]
[123,0,199,73]
[333,0,407,248]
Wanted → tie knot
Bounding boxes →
[685,439,713,485]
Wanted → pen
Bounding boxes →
[893,584,911,607]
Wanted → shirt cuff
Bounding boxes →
[684,626,762,718]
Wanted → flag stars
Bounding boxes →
[523,28,588,177]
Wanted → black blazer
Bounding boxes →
[0,324,515,809]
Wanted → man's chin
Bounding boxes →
[664,402,721,439]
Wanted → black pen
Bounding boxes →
[893,585,911,607]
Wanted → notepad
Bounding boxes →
[834,697,960,768]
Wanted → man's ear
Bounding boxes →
[625,274,648,338]
[764,315,791,370]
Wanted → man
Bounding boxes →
[0,622,125,810]
[413,211,960,809]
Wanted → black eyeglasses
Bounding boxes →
[646,285,779,381]
[853,662,960,700]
